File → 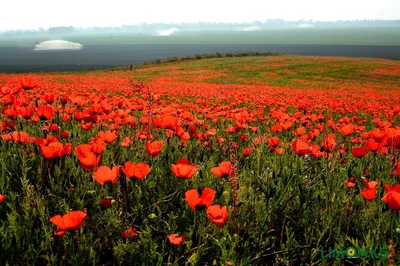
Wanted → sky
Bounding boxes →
[0,0,399,31]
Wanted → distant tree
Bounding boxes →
[49,26,74,36]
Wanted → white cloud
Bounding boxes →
[242,26,262,31]
[33,40,83,51]
[297,23,315,28]
[155,28,179,36]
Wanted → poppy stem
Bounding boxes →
[76,230,81,250]
[120,175,130,213]
[165,137,169,165]
[229,143,239,234]
[40,159,51,193]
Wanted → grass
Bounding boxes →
[125,55,400,90]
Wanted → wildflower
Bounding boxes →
[36,105,54,121]
[93,166,119,185]
[360,178,378,201]
[382,184,400,211]
[100,197,114,209]
[146,141,163,156]
[206,205,229,226]
[50,210,87,236]
[211,161,231,178]
[123,227,139,240]
[185,188,215,211]
[40,141,72,160]
[122,162,150,179]
[351,147,367,158]
[98,131,118,144]
[268,136,280,148]
[291,140,311,156]
[171,158,198,179]
[242,147,251,156]
[75,144,101,170]
[345,177,356,188]
[168,233,185,245]
[20,76,39,90]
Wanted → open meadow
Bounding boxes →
[1,55,400,265]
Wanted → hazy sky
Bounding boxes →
[0,0,398,30]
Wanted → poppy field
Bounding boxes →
[1,54,400,265]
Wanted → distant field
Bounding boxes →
[127,55,400,89]
[6,54,397,91]
[1,28,400,48]
[1,44,400,73]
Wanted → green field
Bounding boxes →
[1,28,400,48]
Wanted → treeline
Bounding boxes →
[141,51,284,66]
[2,20,400,36]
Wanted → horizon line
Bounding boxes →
[1,19,399,32]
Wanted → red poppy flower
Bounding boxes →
[361,188,377,201]
[338,124,354,136]
[60,131,69,139]
[239,134,249,141]
[146,141,163,156]
[360,178,378,201]
[345,177,356,188]
[18,106,34,119]
[100,197,114,209]
[53,230,67,237]
[20,76,39,90]
[80,123,93,131]
[93,166,119,185]
[122,162,150,179]
[0,194,6,203]
[40,141,71,160]
[206,205,229,226]
[44,94,55,104]
[159,115,178,129]
[50,210,87,234]
[185,188,215,211]
[176,126,190,140]
[275,148,285,155]
[171,158,198,179]
[362,178,378,189]
[10,131,29,144]
[91,137,106,154]
[370,129,386,143]
[291,140,311,156]
[365,139,379,152]
[392,162,400,176]
[36,105,54,121]
[168,233,185,245]
[242,147,251,156]
[123,227,139,240]
[322,134,337,152]
[351,147,367,158]
[98,131,118,144]
[268,136,280,148]
[75,144,101,170]
[211,161,231,178]
[281,121,292,131]
[165,129,174,138]
[120,137,132,148]
[382,184,400,211]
